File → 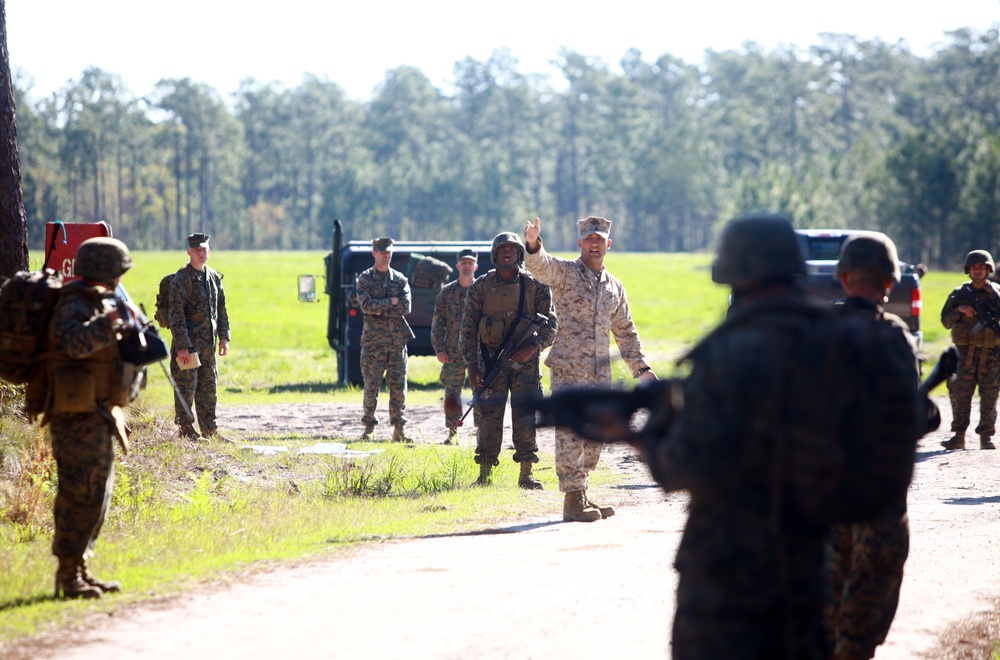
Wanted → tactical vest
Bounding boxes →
[47,285,140,414]
[478,274,537,348]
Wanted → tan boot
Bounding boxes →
[360,424,376,442]
[585,492,615,519]
[392,425,413,443]
[444,427,460,445]
[982,436,996,450]
[518,462,544,490]
[474,463,492,486]
[80,559,121,594]
[55,558,102,600]
[563,491,601,522]
[941,433,965,450]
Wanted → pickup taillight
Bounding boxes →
[911,287,922,317]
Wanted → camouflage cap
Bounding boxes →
[372,237,394,252]
[964,249,995,274]
[457,248,478,262]
[187,233,210,248]
[835,232,901,284]
[75,237,133,284]
[711,214,805,286]
[578,216,612,238]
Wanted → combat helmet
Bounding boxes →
[74,237,133,285]
[835,232,901,284]
[711,214,805,287]
[964,249,995,274]
[491,232,525,267]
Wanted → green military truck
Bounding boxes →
[321,220,493,385]
[795,229,923,346]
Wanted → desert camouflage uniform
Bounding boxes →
[46,283,128,564]
[825,297,923,660]
[941,281,1000,439]
[648,293,835,660]
[525,242,650,493]
[169,264,231,436]
[432,279,471,429]
[459,269,556,467]
[357,265,415,428]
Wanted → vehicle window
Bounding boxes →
[801,236,846,261]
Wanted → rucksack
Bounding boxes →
[154,269,191,327]
[0,269,63,384]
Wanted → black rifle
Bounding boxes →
[960,284,1000,336]
[533,346,958,445]
[457,312,551,426]
[532,379,682,445]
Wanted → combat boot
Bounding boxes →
[584,492,615,519]
[444,427,460,445]
[473,462,494,486]
[392,425,413,443]
[981,436,996,450]
[80,559,121,594]
[360,424,376,442]
[941,433,966,450]
[563,491,601,523]
[55,558,102,600]
[517,462,543,490]
[178,425,200,442]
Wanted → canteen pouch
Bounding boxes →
[52,363,97,413]
[479,316,507,348]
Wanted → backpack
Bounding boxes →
[154,269,191,328]
[0,269,63,385]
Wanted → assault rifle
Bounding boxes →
[960,283,1000,337]
[457,313,551,426]
[532,379,683,445]
[532,346,958,445]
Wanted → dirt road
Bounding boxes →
[12,396,1000,658]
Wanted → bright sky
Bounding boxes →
[7,0,1000,103]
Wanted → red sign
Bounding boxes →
[43,222,113,281]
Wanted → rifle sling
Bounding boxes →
[480,273,526,375]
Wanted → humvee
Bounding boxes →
[317,220,494,385]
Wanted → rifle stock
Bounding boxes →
[921,346,958,394]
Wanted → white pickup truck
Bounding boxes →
[795,229,923,347]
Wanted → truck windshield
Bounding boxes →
[799,235,847,261]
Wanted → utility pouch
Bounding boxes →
[479,317,507,347]
[52,363,97,413]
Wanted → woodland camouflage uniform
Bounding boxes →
[825,233,927,660]
[357,238,415,436]
[459,250,556,472]
[432,276,472,431]
[168,235,231,439]
[524,216,651,499]
[46,237,138,599]
[940,250,1000,449]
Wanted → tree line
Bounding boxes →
[12,27,1000,268]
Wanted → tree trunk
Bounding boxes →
[0,0,28,277]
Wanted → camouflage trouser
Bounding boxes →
[172,346,219,435]
[49,412,115,561]
[440,361,468,429]
[361,344,408,427]
[947,345,1000,436]
[825,513,909,660]
[551,369,609,493]
[473,358,541,466]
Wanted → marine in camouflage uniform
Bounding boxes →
[431,249,478,442]
[168,233,231,440]
[45,237,140,599]
[524,216,654,521]
[646,215,838,659]
[940,249,1000,450]
[459,233,556,488]
[824,233,929,660]
[357,237,416,442]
